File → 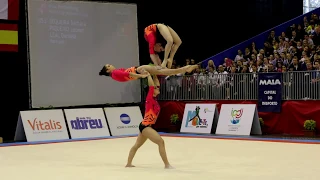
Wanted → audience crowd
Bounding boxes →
[155,13,320,100]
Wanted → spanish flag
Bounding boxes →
[0,23,18,52]
[0,0,19,20]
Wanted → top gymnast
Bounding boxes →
[99,64,198,82]
[144,23,182,69]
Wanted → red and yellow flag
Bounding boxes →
[0,0,19,20]
[0,23,18,52]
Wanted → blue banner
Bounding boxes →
[258,73,282,112]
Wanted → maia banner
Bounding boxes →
[258,73,282,112]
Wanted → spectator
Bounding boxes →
[235,50,243,61]
[215,65,228,84]
[268,30,276,44]
[241,65,249,73]
[206,60,215,72]
[283,53,291,65]
[312,27,320,46]
[289,56,303,71]
[282,65,287,72]
[290,31,299,47]
[257,59,264,72]
[296,24,304,40]
[303,16,309,28]
[248,60,254,72]
[264,41,274,56]
[258,49,265,58]
[190,59,196,65]
[263,57,269,67]
[276,62,283,72]
[306,21,315,34]
[304,34,314,47]
[306,62,314,70]
[250,42,258,54]
[280,32,289,42]
[250,54,257,61]
[267,64,276,72]
[184,58,190,66]
[236,60,243,73]
[314,61,320,70]
[243,48,251,61]
[224,59,232,72]
[207,66,215,85]
[296,41,303,51]
[251,64,258,74]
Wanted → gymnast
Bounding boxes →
[99,64,198,82]
[125,73,173,169]
[144,23,182,69]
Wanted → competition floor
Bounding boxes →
[0,133,320,180]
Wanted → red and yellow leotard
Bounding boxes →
[144,24,158,55]
[110,67,139,82]
[141,86,160,126]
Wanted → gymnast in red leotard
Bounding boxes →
[125,74,173,169]
[144,23,182,69]
[99,64,198,82]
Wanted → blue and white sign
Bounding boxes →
[64,108,110,139]
[104,106,141,136]
[258,73,282,112]
[120,113,131,124]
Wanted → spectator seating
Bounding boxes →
[201,8,320,70]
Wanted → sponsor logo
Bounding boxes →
[259,79,281,85]
[185,106,208,128]
[120,114,130,124]
[230,109,243,124]
[27,118,63,134]
[70,117,103,130]
[117,113,138,129]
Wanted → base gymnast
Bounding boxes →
[99,64,198,82]
[144,23,182,68]
[125,73,173,169]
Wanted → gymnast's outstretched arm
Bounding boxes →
[147,74,154,86]
[153,75,160,87]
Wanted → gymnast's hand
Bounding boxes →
[140,72,150,78]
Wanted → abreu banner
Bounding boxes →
[258,73,282,112]
[64,108,110,139]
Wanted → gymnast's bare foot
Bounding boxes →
[125,164,135,167]
[165,164,174,169]
[186,65,198,73]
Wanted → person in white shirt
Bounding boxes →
[213,65,228,99]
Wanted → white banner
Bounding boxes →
[16,110,69,142]
[215,104,261,135]
[180,104,219,134]
[0,0,8,20]
[64,108,110,139]
[104,106,141,136]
